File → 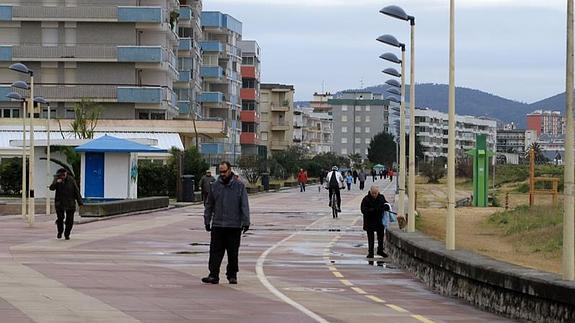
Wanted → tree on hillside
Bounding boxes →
[367,132,397,166]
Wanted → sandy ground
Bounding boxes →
[416,178,562,274]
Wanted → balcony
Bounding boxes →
[200,66,225,80]
[271,104,290,112]
[0,84,171,105]
[270,140,289,150]
[117,7,163,23]
[178,37,193,51]
[0,6,10,21]
[240,132,258,145]
[271,122,290,131]
[200,40,224,53]
[240,110,259,123]
[201,12,242,34]
[0,46,11,61]
[179,6,191,22]
[7,5,163,22]
[199,91,224,104]
[240,88,257,101]
[241,66,257,79]
[177,100,191,114]
[178,70,191,82]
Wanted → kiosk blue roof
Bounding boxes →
[75,135,167,153]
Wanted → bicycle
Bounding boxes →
[331,192,339,219]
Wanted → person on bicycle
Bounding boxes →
[325,166,344,212]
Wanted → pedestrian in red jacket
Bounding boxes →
[297,169,308,192]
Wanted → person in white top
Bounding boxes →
[325,166,345,212]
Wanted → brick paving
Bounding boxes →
[0,178,515,322]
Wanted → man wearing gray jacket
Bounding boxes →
[202,161,250,285]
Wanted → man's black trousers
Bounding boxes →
[366,229,384,255]
[56,209,75,238]
[328,187,341,209]
[208,227,242,279]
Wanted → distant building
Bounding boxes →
[414,108,497,162]
[329,91,394,159]
[293,107,332,154]
[496,129,537,154]
[310,92,333,113]
[259,83,295,155]
[526,110,565,136]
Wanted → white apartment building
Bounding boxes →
[293,106,332,154]
[414,108,497,161]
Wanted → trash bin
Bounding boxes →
[261,173,270,191]
[181,175,195,202]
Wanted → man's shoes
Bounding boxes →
[377,250,389,258]
[201,276,219,284]
[227,277,237,284]
[64,236,70,240]
[337,208,342,212]
[366,253,374,258]
[57,233,62,239]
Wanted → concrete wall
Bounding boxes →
[386,229,575,323]
[33,148,70,199]
[77,63,135,84]
[77,23,135,45]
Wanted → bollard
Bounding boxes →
[505,193,509,210]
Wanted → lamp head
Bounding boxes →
[11,80,29,90]
[376,34,404,49]
[386,88,401,96]
[385,79,401,88]
[380,5,415,24]
[385,95,400,103]
[379,52,402,64]
[383,67,401,78]
[9,63,32,75]
[6,92,24,101]
[34,96,48,105]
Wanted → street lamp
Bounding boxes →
[6,92,27,220]
[9,63,35,226]
[564,0,574,281]
[446,0,457,250]
[34,97,51,216]
[378,33,407,227]
[380,5,416,233]
[386,88,401,96]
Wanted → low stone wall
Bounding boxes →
[80,197,169,217]
[386,229,575,323]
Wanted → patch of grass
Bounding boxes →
[514,183,529,193]
[488,205,563,253]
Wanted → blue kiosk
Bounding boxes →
[75,135,166,200]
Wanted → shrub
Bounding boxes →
[238,155,267,185]
[0,158,23,195]
[137,160,170,197]
[420,160,446,184]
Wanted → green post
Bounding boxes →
[467,134,493,207]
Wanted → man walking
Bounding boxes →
[202,161,250,285]
[297,168,308,192]
[360,186,389,258]
[352,169,358,184]
[49,168,83,240]
[358,169,366,191]
[199,170,215,204]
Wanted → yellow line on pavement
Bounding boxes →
[351,287,367,295]
[327,266,337,271]
[332,271,344,278]
[412,315,435,323]
[386,304,408,313]
[339,279,353,286]
[365,295,386,303]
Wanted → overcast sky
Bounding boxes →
[203,0,568,103]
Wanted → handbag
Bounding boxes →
[382,203,396,228]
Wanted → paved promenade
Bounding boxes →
[0,178,514,322]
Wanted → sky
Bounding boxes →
[203,0,568,103]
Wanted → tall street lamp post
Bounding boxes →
[380,5,416,233]
[6,92,27,220]
[9,63,35,226]
[564,0,574,281]
[378,36,407,222]
[34,97,51,216]
[446,0,457,250]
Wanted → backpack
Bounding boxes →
[328,171,339,188]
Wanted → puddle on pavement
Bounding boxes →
[166,251,208,255]
[189,242,210,246]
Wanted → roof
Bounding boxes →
[260,83,294,90]
[75,135,167,153]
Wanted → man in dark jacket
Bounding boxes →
[360,186,390,258]
[199,170,216,205]
[49,168,83,240]
[202,161,250,285]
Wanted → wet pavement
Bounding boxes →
[0,178,515,322]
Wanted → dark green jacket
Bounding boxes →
[204,174,250,228]
[49,176,83,210]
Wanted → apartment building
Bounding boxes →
[329,91,392,159]
[293,106,332,154]
[496,129,537,154]
[526,110,565,137]
[0,0,181,120]
[310,92,333,113]
[259,83,295,155]
[175,0,202,118]
[414,108,497,161]
[199,11,242,163]
[237,40,264,157]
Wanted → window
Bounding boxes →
[42,23,58,47]
[342,126,348,133]
[365,106,371,112]
[64,22,76,46]
[355,127,361,133]
[365,115,370,122]
[65,109,76,119]
[41,108,56,119]
[341,138,348,144]
[261,132,268,141]
[342,106,348,112]
[242,56,255,65]
[365,127,371,133]
[355,106,362,112]
[242,79,256,88]
[341,115,347,122]
[355,138,361,144]
[365,138,371,144]
[355,116,361,122]
[341,148,348,154]
[242,102,255,110]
